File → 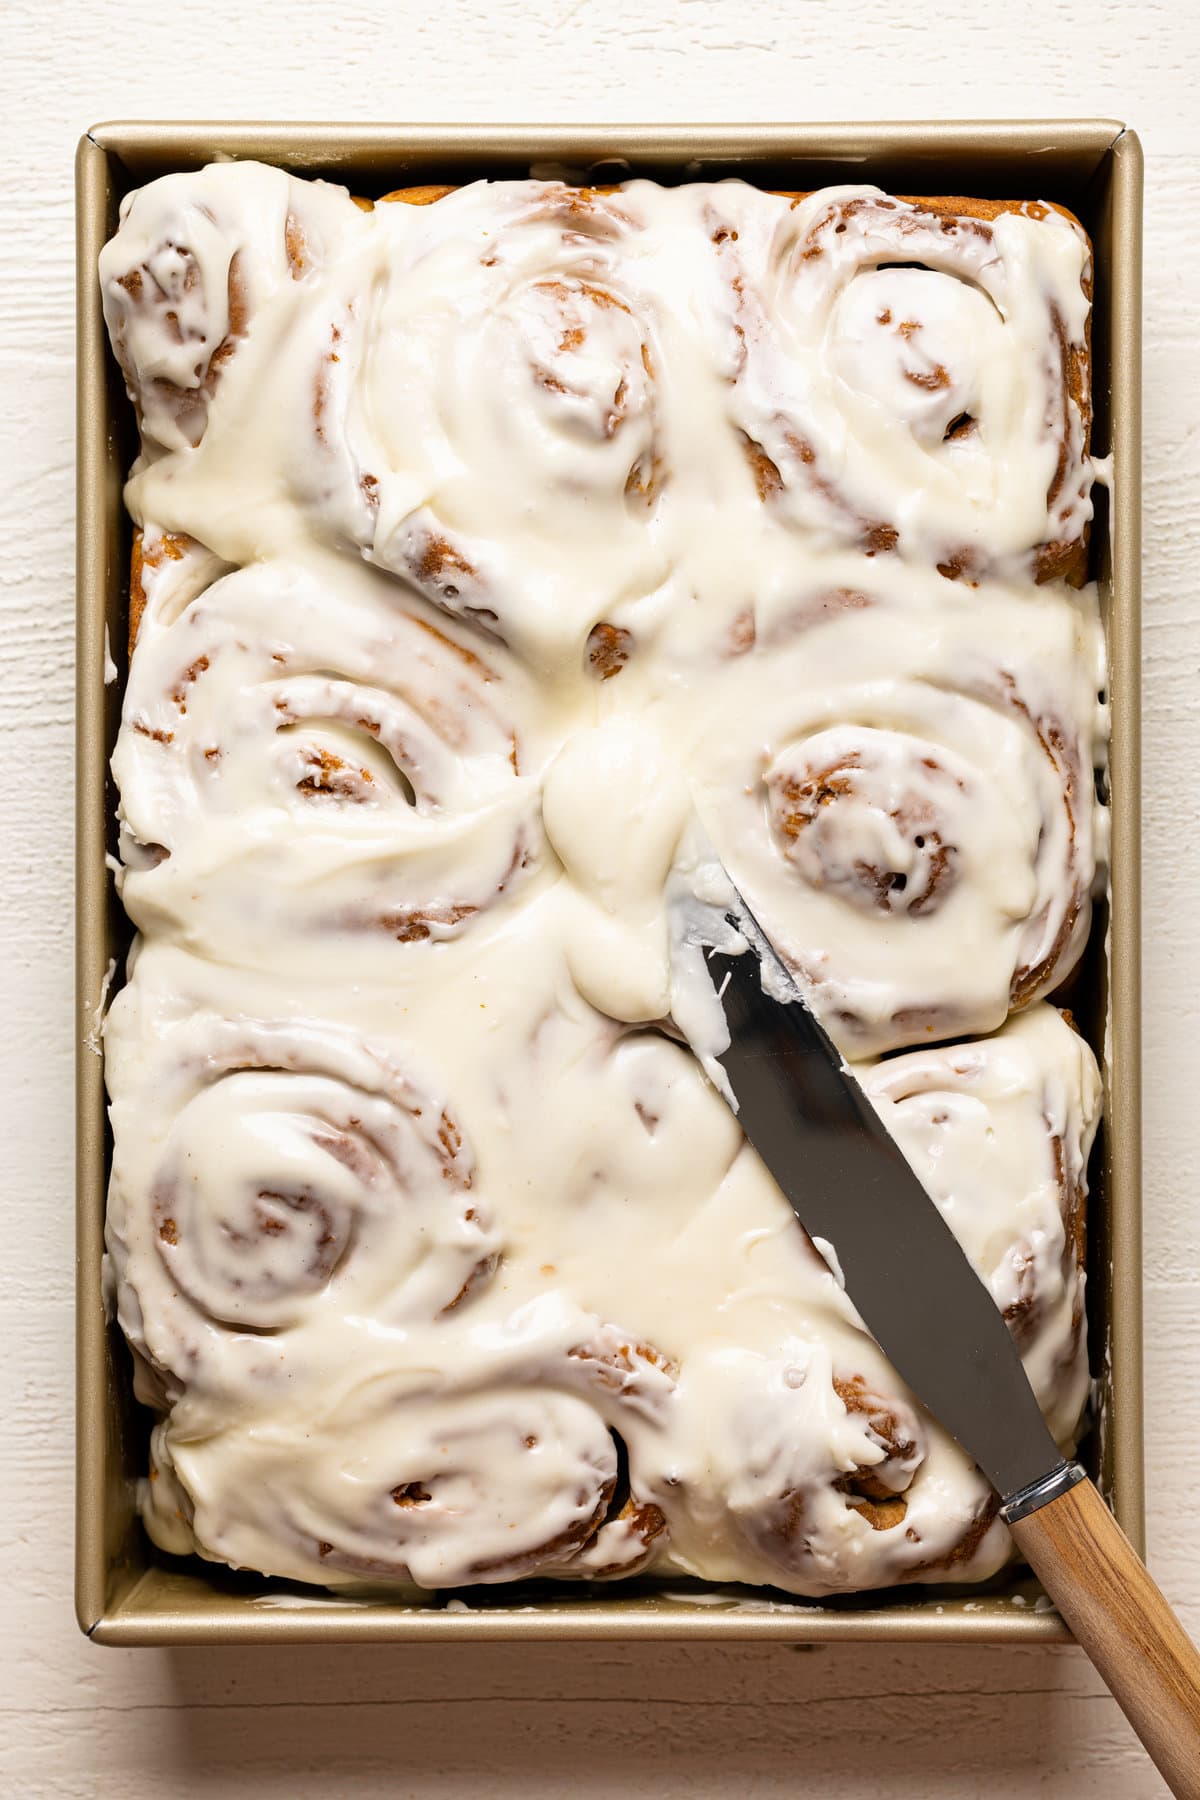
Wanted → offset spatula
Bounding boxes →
[704,897,1200,1799]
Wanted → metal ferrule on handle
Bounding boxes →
[1000,1459,1087,1525]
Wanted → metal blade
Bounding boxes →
[706,905,1063,1505]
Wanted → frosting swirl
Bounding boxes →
[294,183,668,665]
[686,566,1103,1054]
[113,555,540,967]
[708,185,1092,583]
[106,998,500,1398]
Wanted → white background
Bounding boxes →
[2,2,1193,1793]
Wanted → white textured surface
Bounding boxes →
[0,1,1192,1793]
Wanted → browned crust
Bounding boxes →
[841,193,1085,232]
[129,527,195,653]
[128,531,149,650]
[376,183,458,207]
[832,1373,918,1508]
[586,621,633,680]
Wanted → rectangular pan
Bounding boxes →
[76,118,1143,1645]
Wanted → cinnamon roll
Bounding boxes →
[105,996,500,1399]
[707,185,1092,583]
[121,1202,676,1589]
[654,1340,1006,1595]
[290,180,668,665]
[858,1002,1100,1438]
[648,1005,1098,1598]
[278,1389,653,1587]
[150,1374,669,1590]
[113,556,540,965]
[688,569,1105,1054]
[99,161,364,454]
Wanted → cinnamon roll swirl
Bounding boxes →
[99,161,364,454]
[123,1236,676,1588]
[708,185,1092,583]
[278,1389,653,1586]
[292,181,668,665]
[689,570,1105,1054]
[105,998,500,1398]
[113,557,540,965]
[152,1376,669,1590]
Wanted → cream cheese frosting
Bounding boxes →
[101,166,1106,1598]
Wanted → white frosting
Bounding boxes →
[114,549,545,963]
[100,163,364,454]
[702,185,1093,578]
[677,561,1104,1055]
[543,719,690,1022]
[101,167,1105,1599]
[860,1003,1099,1443]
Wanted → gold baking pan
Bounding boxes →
[75,119,1143,1646]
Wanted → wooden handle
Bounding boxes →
[1010,1478,1200,1797]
